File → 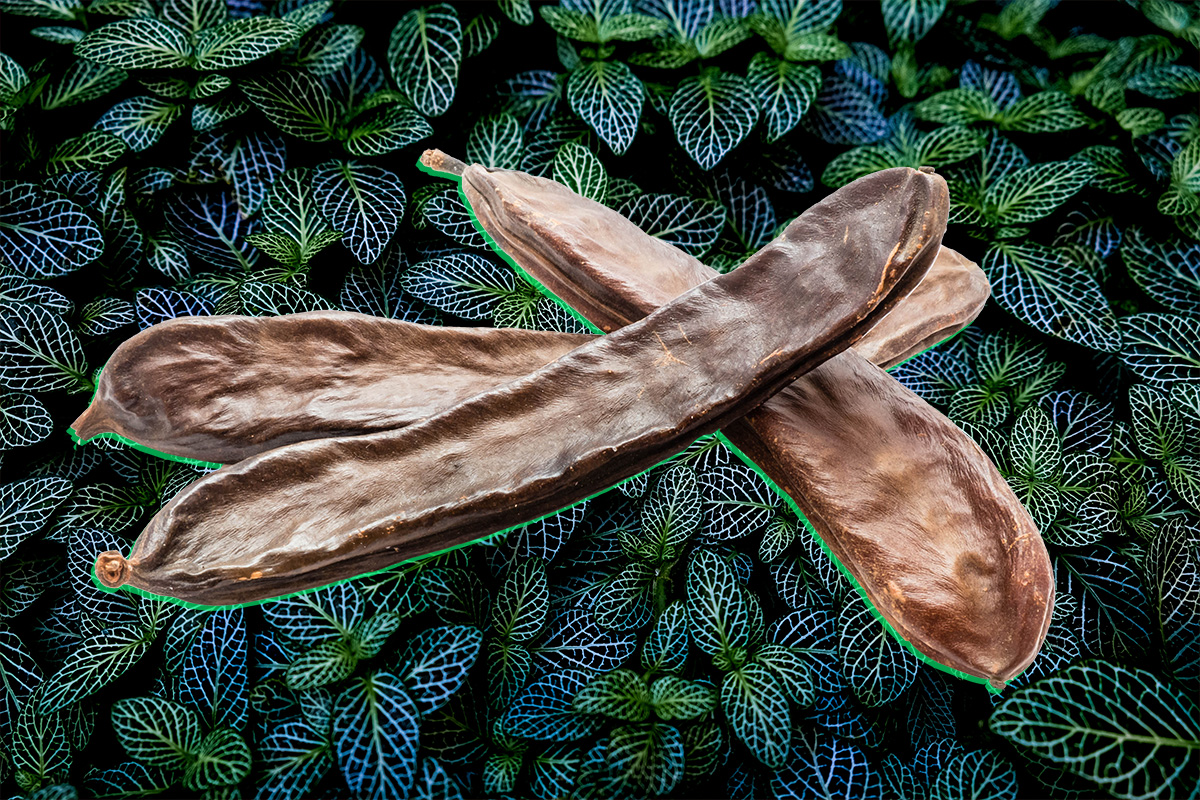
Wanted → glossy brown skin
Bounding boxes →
[463,162,1051,686]
[855,244,990,369]
[95,167,945,608]
[71,314,591,464]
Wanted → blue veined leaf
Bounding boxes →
[715,169,775,253]
[522,114,596,176]
[261,582,365,646]
[494,558,549,643]
[1122,229,1200,315]
[669,67,759,170]
[759,516,798,563]
[165,189,258,271]
[770,554,831,610]
[882,0,947,45]
[420,184,488,248]
[835,59,886,107]
[504,667,605,740]
[529,744,580,800]
[567,59,643,155]
[333,672,420,797]
[0,553,58,621]
[341,244,439,324]
[110,695,199,770]
[982,243,1121,353]
[754,645,815,709]
[0,182,103,279]
[1146,519,1200,688]
[397,625,483,716]
[747,137,815,193]
[410,756,464,800]
[134,287,212,329]
[906,667,958,752]
[641,601,689,674]
[0,275,73,315]
[69,527,137,634]
[466,112,524,169]
[163,608,211,674]
[880,754,918,800]
[77,297,134,337]
[1119,313,1200,384]
[837,599,919,707]
[989,660,1200,800]
[746,53,821,142]
[180,608,248,731]
[553,140,608,202]
[914,736,965,786]
[1040,390,1114,456]
[928,749,1018,800]
[325,47,384,110]
[687,549,751,659]
[0,301,88,394]
[258,718,332,800]
[698,464,779,541]
[606,722,684,795]
[489,639,532,713]
[243,70,339,142]
[182,726,251,791]
[771,727,882,799]
[960,60,1021,110]
[221,130,287,218]
[0,629,42,740]
[889,342,975,404]
[74,19,191,70]
[637,464,701,560]
[1053,205,1121,263]
[387,3,461,117]
[37,624,152,713]
[403,251,515,320]
[1056,546,1153,658]
[512,501,588,563]
[803,75,888,146]
[768,607,843,694]
[500,70,562,132]
[0,477,70,562]
[533,607,638,672]
[573,669,651,721]
[755,0,843,45]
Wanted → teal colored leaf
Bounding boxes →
[837,599,919,706]
[594,562,654,631]
[261,583,364,646]
[180,608,248,730]
[0,629,42,739]
[771,728,881,799]
[83,762,173,797]
[75,19,191,70]
[533,608,638,672]
[1130,384,1185,462]
[193,17,298,70]
[1057,547,1153,658]
[0,477,70,561]
[567,59,643,155]
[642,601,690,674]
[403,252,515,320]
[803,75,888,145]
[756,0,843,43]
[529,745,579,800]
[1121,231,1200,314]
[421,184,487,247]
[982,243,1122,352]
[928,749,1018,800]
[387,3,461,117]
[985,160,1096,224]
[397,625,483,715]
[648,675,715,721]
[1119,313,1200,384]
[38,625,151,713]
[0,302,88,393]
[13,700,70,790]
[183,727,251,791]
[573,669,651,721]
[0,182,99,277]
[96,95,181,152]
[45,131,125,175]
[687,549,751,658]
[745,54,821,142]
[333,673,420,797]
[639,464,702,559]
[111,696,198,770]
[753,644,815,709]
[670,68,759,170]
[504,668,605,741]
[494,558,549,643]
[882,0,947,44]
[466,112,524,169]
[243,70,339,142]
[259,719,333,800]
[553,141,608,202]
[0,391,51,449]
[699,464,779,540]
[989,660,1199,800]
[721,664,790,768]
[607,722,684,796]
[619,193,725,256]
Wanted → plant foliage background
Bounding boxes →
[1,0,1199,797]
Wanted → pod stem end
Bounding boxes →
[96,551,131,588]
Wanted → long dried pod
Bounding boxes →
[459,158,1051,688]
[94,167,946,609]
[71,315,591,465]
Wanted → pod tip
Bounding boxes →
[420,149,466,177]
[96,551,131,588]
[918,165,937,174]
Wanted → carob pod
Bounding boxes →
[458,156,1052,688]
[69,243,983,466]
[93,166,945,609]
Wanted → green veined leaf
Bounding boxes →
[161,0,225,34]
[1129,384,1185,462]
[387,3,461,117]
[466,112,524,169]
[110,696,199,770]
[0,476,70,561]
[96,95,181,152]
[540,7,599,42]
[1119,313,1200,384]
[670,68,759,170]
[499,0,533,26]
[822,145,901,187]
[1165,456,1200,512]
[74,18,191,70]
[295,24,363,76]
[38,625,152,713]
[553,141,607,203]
[985,160,1097,224]
[39,59,125,109]
[642,601,689,675]
[721,664,790,768]
[837,600,919,707]
[606,722,684,796]
[914,88,999,125]
[998,91,1091,132]
[77,297,134,336]
[1117,106,1166,137]
[989,660,1199,800]
[882,0,947,44]
[183,727,251,791]
[193,17,300,70]
[44,131,126,175]
[312,160,404,265]
[259,719,332,800]
[342,102,433,157]
[573,670,651,722]
[914,124,985,166]
[493,558,549,643]
[686,549,751,659]
[649,676,715,721]
[1146,519,1200,685]
[0,182,103,278]
[286,639,357,693]
[12,700,70,790]
[745,53,820,143]
[982,243,1122,352]
[243,70,339,142]
[567,59,643,155]
[255,167,340,268]
[0,0,81,20]
[0,301,89,393]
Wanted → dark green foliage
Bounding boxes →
[2,0,1199,797]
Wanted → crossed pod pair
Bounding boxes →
[72,153,1053,690]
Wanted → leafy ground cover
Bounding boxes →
[1,0,1198,798]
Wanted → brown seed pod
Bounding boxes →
[460,158,1051,686]
[94,166,945,610]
